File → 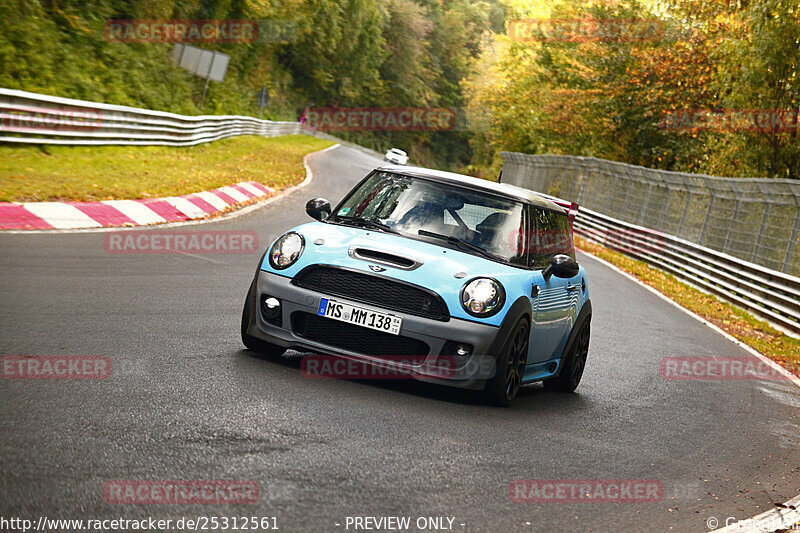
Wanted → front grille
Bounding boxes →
[291,312,430,358]
[293,266,449,321]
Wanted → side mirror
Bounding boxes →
[306,198,331,221]
[543,254,580,281]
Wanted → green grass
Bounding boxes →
[0,135,334,202]
[575,235,800,376]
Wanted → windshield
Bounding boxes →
[330,171,527,265]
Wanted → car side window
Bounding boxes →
[530,207,575,269]
[500,205,528,267]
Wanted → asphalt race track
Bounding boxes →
[1,145,798,533]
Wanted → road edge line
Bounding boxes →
[577,249,800,533]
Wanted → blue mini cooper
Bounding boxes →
[242,166,591,405]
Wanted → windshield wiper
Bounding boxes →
[332,216,399,234]
[417,229,504,261]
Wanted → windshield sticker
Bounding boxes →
[338,207,351,216]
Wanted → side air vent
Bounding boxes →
[348,247,422,271]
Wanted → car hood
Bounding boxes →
[260,222,533,325]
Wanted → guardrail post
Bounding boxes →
[621,167,634,215]
[752,203,771,263]
[576,159,588,204]
[605,163,616,212]
[723,197,743,254]
[783,186,800,273]
[700,196,716,248]
[678,191,694,238]
[658,184,672,229]
[639,183,654,226]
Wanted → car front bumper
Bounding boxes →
[245,270,502,390]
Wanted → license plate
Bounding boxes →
[317,298,402,335]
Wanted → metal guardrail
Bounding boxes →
[0,88,306,146]
[500,152,800,276]
[0,87,384,159]
[502,155,800,336]
[575,205,800,336]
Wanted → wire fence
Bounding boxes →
[500,152,800,277]
[536,190,800,336]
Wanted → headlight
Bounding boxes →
[460,278,505,317]
[269,232,305,269]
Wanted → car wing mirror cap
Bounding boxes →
[544,254,580,281]
[306,198,331,221]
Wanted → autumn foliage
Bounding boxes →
[464,0,800,179]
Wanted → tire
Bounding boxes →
[241,279,286,357]
[484,318,530,406]
[544,320,590,393]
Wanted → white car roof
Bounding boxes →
[376,164,564,211]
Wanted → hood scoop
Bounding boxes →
[348,246,422,271]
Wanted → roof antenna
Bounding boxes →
[497,170,503,183]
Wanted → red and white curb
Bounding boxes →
[0,181,275,230]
